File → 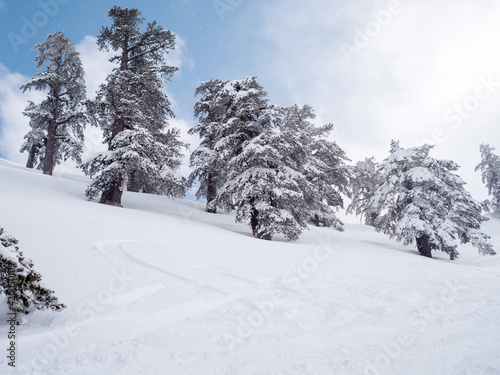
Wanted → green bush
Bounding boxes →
[0,227,66,319]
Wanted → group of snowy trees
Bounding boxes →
[20,7,186,206]
[186,78,497,258]
[7,3,499,326]
[188,78,350,240]
[348,142,495,260]
[17,6,498,257]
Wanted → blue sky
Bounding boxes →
[1,0,500,201]
[0,0,271,119]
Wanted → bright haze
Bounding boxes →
[1,0,499,201]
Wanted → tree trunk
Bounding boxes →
[260,233,272,241]
[26,144,39,169]
[99,182,123,207]
[416,234,432,258]
[109,116,125,148]
[127,171,140,193]
[101,114,127,206]
[250,205,272,240]
[365,211,378,227]
[250,205,259,237]
[313,214,320,227]
[205,173,218,213]
[43,90,61,176]
[42,122,56,175]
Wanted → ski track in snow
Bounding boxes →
[1,159,500,375]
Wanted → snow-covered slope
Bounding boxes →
[1,159,499,375]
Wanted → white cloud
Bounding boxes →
[75,35,115,99]
[0,64,43,164]
[166,34,195,72]
[256,0,500,199]
[169,116,200,180]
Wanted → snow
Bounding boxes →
[1,159,500,374]
[407,167,435,183]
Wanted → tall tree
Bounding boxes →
[189,79,227,213]
[369,141,495,259]
[20,32,86,175]
[218,104,348,240]
[82,6,185,206]
[218,124,312,240]
[475,144,500,214]
[284,104,351,229]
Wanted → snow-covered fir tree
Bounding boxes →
[475,144,500,214]
[82,7,186,206]
[218,104,348,240]
[218,125,310,240]
[0,227,65,320]
[290,105,351,229]
[20,32,86,175]
[368,141,496,259]
[189,77,272,213]
[347,157,380,226]
[189,79,350,239]
[272,104,349,229]
[189,79,228,213]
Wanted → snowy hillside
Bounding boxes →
[1,158,500,375]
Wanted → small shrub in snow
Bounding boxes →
[0,227,66,319]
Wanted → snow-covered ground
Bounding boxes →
[1,158,499,375]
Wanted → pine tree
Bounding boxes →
[218,126,312,240]
[307,139,350,229]
[347,157,380,226]
[287,105,350,229]
[82,7,185,206]
[20,32,86,175]
[475,144,500,214]
[189,79,227,213]
[189,77,272,212]
[1,227,65,320]
[218,103,348,240]
[369,141,495,259]
[20,116,45,169]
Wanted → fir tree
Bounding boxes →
[347,157,380,226]
[475,144,500,214]
[20,32,86,175]
[0,227,65,320]
[189,77,272,212]
[218,126,311,240]
[369,142,496,259]
[218,104,348,240]
[82,7,185,206]
[189,79,227,213]
[287,105,350,229]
